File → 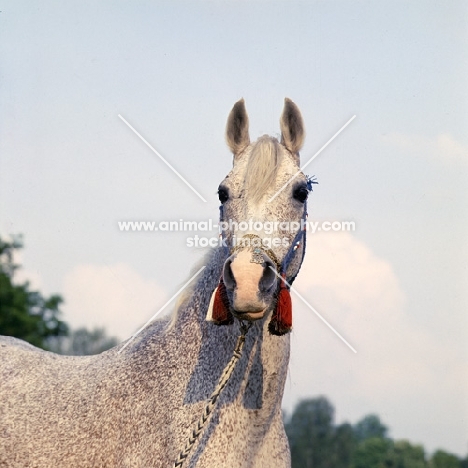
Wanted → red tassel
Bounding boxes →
[277,286,293,329]
[212,280,233,325]
[268,280,292,336]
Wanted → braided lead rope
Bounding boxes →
[172,321,253,468]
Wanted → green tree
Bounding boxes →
[388,440,427,468]
[351,437,393,468]
[353,414,388,442]
[352,438,428,468]
[430,450,461,468]
[48,326,118,355]
[285,396,336,468]
[333,422,357,468]
[0,235,68,349]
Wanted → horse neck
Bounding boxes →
[125,247,290,420]
[169,247,290,415]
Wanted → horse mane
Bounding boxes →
[244,135,283,204]
[167,248,219,331]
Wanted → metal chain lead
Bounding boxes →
[172,321,253,468]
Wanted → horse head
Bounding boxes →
[209,98,311,335]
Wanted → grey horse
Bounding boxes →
[0,98,310,467]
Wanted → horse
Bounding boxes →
[0,98,311,467]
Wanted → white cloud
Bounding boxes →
[62,263,168,341]
[383,132,468,163]
[284,231,468,455]
[436,133,468,161]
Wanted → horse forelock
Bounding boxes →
[243,135,283,204]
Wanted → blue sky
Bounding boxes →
[1,0,467,456]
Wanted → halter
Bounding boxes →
[208,202,308,335]
[225,205,307,281]
[230,233,281,270]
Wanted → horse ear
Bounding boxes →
[280,98,305,156]
[226,98,250,156]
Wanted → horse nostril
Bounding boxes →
[223,257,236,290]
[259,257,277,293]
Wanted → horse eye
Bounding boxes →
[293,186,309,203]
[218,188,229,204]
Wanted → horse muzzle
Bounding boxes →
[222,249,278,321]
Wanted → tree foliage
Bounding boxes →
[333,423,356,468]
[353,414,388,442]
[285,396,336,468]
[351,436,392,468]
[431,450,463,468]
[390,440,426,468]
[352,438,426,468]
[0,235,68,349]
[286,397,466,468]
